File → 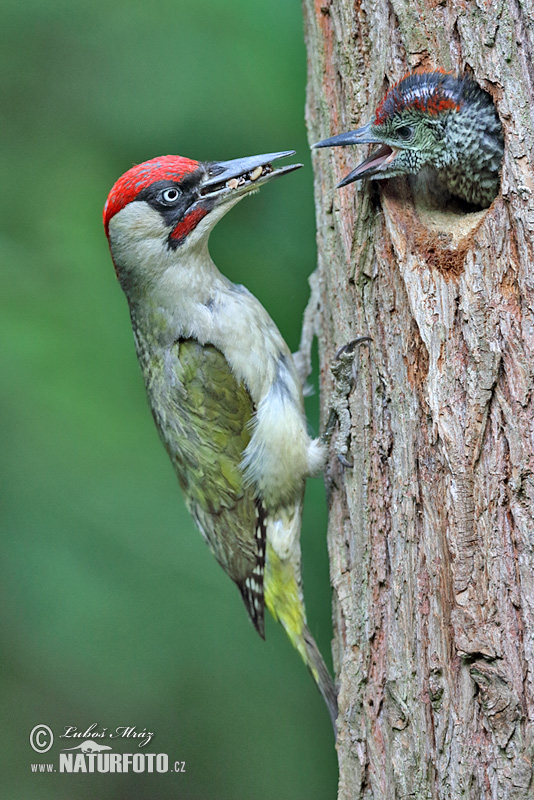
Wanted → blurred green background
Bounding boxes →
[0,0,336,797]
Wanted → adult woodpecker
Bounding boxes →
[313,70,504,208]
[103,151,337,728]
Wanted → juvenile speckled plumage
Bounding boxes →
[103,151,337,729]
[314,70,504,208]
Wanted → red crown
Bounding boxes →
[103,155,200,234]
[374,70,461,125]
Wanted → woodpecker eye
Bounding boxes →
[396,125,414,141]
[158,187,182,205]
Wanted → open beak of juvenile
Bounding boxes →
[313,123,398,187]
[201,151,302,201]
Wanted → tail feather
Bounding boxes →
[264,541,338,735]
[303,627,338,731]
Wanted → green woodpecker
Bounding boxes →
[313,70,503,208]
[103,151,337,728]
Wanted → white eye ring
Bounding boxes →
[160,187,181,205]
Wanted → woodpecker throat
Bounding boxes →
[313,70,504,208]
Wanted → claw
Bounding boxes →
[334,336,372,360]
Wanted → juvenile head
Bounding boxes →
[314,70,504,207]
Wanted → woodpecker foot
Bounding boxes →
[321,337,372,465]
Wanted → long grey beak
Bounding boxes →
[312,123,396,188]
[312,123,375,149]
[202,151,302,194]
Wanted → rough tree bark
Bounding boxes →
[301,1,534,797]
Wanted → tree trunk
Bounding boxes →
[302,1,534,797]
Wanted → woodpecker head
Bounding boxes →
[313,70,503,207]
[104,151,301,292]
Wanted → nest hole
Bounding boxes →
[410,170,489,243]
[381,175,495,278]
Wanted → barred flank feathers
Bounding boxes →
[238,499,267,638]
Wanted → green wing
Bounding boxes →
[150,337,265,636]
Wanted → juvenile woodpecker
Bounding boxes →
[314,70,504,208]
[103,151,337,727]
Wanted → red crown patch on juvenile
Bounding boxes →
[103,155,200,234]
[374,70,462,126]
